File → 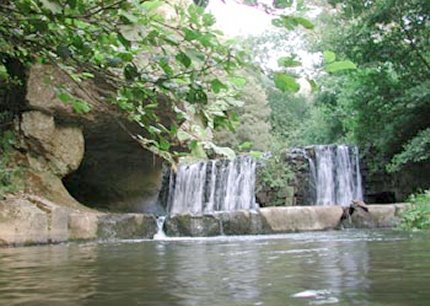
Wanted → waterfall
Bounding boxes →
[311,145,363,206]
[153,216,167,239]
[162,156,258,215]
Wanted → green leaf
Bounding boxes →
[184,29,200,41]
[190,140,207,159]
[120,11,138,24]
[278,56,301,67]
[40,0,62,14]
[124,64,139,81]
[66,0,77,9]
[307,79,319,92]
[228,76,247,88]
[238,141,253,151]
[295,17,314,30]
[175,52,192,68]
[272,16,298,30]
[323,51,336,64]
[325,60,357,73]
[186,87,208,104]
[57,90,72,103]
[71,99,92,114]
[274,73,300,93]
[249,151,264,159]
[141,0,163,12]
[202,13,216,27]
[159,58,173,76]
[0,64,9,81]
[211,145,235,159]
[158,137,171,151]
[211,79,227,93]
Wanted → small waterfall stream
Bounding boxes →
[161,156,258,215]
[309,145,363,206]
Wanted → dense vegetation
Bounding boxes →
[0,0,252,163]
[0,130,22,198]
[309,0,429,174]
[400,190,430,230]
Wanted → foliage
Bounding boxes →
[388,128,430,173]
[256,142,294,206]
[400,190,430,230]
[0,130,23,198]
[306,0,430,174]
[214,72,272,152]
[0,0,252,163]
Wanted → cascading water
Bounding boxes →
[153,216,167,239]
[309,145,363,206]
[162,156,258,215]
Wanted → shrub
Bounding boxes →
[0,130,23,198]
[400,190,430,230]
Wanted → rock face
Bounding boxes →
[19,111,84,177]
[216,210,270,235]
[341,204,407,228]
[6,64,165,213]
[0,195,157,247]
[97,214,157,239]
[164,214,221,237]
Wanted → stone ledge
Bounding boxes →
[0,196,410,246]
[0,195,158,247]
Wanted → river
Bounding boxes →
[1,229,430,305]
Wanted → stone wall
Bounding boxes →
[163,204,407,237]
[0,195,157,247]
[0,193,407,246]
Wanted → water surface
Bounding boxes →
[1,230,430,305]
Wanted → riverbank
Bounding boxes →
[0,194,408,247]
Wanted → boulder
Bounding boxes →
[0,197,49,246]
[368,205,398,227]
[394,203,409,217]
[342,204,400,228]
[164,214,221,237]
[68,213,99,241]
[97,213,157,239]
[216,210,270,235]
[259,206,343,233]
[19,110,84,177]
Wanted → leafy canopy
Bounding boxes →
[0,0,250,163]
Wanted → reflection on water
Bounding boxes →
[1,230,430,305]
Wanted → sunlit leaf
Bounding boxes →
[295,17,314,30]
[40,0,62,14]
[274,73,300,93]
[307,78,319,92]
[141,0,163,12]
[325,60,357,73]
[323,51,336,64]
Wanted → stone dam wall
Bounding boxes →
[0,194,407,246]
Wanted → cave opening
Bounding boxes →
[62,122,165,214]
